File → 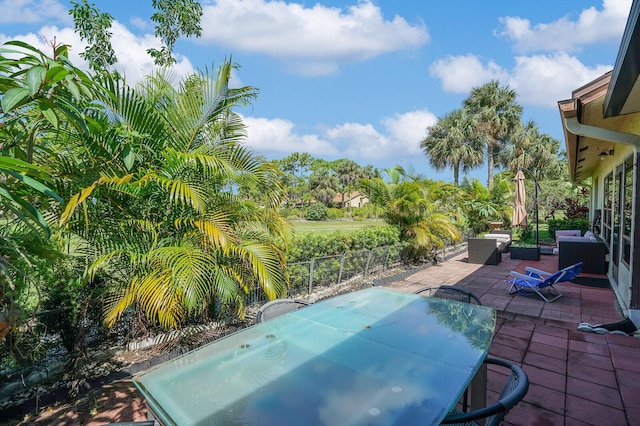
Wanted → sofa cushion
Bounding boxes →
[483,234,511,243]
[557,235,591,243]
[555,230,581,243]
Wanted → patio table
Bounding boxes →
[133,287,496,425]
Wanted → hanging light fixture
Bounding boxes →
[599,148,614,160]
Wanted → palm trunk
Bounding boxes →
[487,144,494,189]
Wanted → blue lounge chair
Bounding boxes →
[507,262,583,302]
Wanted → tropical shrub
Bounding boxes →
[52,60,291,329]
[359,167,462,262]
[280,207,302,219]
[326,207,343,219]
[351,207,368,221]
[304,203,328,221]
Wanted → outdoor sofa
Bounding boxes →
[468,230,512,265]
[557,230,608,274]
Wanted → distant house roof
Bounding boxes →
[331,192,368,205]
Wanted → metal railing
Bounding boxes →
[248,236,471,305]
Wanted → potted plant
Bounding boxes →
[510,242,540,261]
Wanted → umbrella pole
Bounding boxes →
[518,167,540,248]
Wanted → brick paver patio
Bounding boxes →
[385,251,640,426]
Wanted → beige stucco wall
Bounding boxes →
[591,143,637,313]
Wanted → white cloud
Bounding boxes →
[199,0,428,75]
[242,116,340,158]
[498,0,632,52]
[382,110,437,156]
[0,0,69,24]
[0,21,195,86]
[429,54,510,93]
[429,52,612,108]
[509,53,612,107]
[242,109,435,165]
[129,16,151,31]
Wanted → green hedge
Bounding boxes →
[547,218,590,236]
[287,225,401,262]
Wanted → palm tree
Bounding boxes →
[498,120,538,172]
[463,80,522,189]
[498,120,565,182]
[59,62,291,328]
[421,109,484,186]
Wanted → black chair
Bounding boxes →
[440,357,529,426]
[414,285,482,305]
[255,298,310,323]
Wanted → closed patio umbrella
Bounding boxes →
[512,170,527,228]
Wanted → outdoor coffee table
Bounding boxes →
[133,287,496,425]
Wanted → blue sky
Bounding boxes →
[0,0,632,183]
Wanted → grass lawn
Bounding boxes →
[513,223,554,244]
[292,219,385,234]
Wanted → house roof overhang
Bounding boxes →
[559,0,640,183]
[604,0,640,117]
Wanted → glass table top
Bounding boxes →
[133,287,496,426]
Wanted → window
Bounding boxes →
[622,157,633,266]
[603,172,613,245]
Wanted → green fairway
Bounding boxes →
[292,219,385,234]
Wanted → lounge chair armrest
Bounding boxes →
[524,266,551,277]
[509,271,544,283]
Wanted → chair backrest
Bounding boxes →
[529,262,583,288]
[441,357,529,426]
[558,261,583,281]
[256,298,310,323]
[413,285,482,305]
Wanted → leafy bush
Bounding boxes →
[564,189,589,219]
[547,218,590,236]
[351,207,368,221]
[280,207,302,219]
[326,207,343,219]
[304,203,328,221]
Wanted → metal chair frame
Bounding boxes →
[413,285,482,305]
[255,298,310,323]
[440,357,529,426]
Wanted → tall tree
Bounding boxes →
[333,159,362,209]
[498,120,564,181]
[276,152,314,207]
[70,0,117,72]
[70,0,203,68]
[308,165,338,205]
[420,108,484,186]
[463,80,522,189]
[148,0,203,66]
